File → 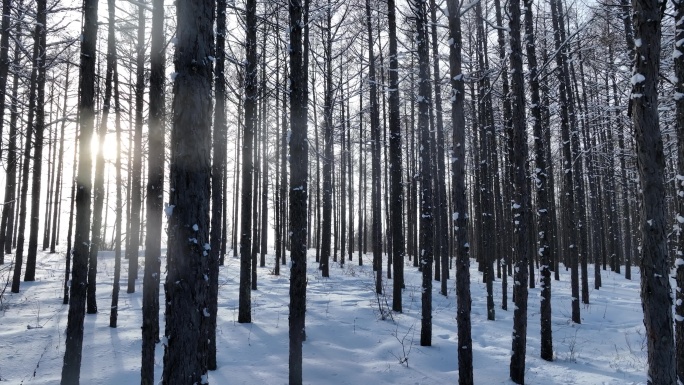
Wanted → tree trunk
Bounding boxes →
[0,9,20,263]
[87,0,116,313]
[126,2,146,293]
[109,0,123,329]
[675,0,684,381]
[387,0,405,312]
[206,0,224,371]
[550,0,580,324]
[320,0,334,278]
[508,0,532,379]
[410,0,433,347]
[22,0,47,283]
[524,0,552,361]
[42,83,55,251]
[445,0,473,382]
[141,0,165,380]
[161,0,213,381]
[631,0,677,382]
[61,0,98,380]
[11,0,42,292]
[239,0,257,324]
[289,0,309,382]
[50,64,70,254]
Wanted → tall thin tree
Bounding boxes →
[161,0,214,381]
[387,0,405,312]
[141,0,165,380]
[61,0,98,380]
[508,0,532,379]
[239,0,257,324]
[445,0,473,382]
[127,1,147,293]
[631,0,677,382]
[410,0,433,347]
[289,0,309,382]
[207,0,225,371]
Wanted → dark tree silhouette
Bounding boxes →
[161,0,213,381]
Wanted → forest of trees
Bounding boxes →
[0,0,681,383]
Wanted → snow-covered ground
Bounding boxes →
[0,248,653,384]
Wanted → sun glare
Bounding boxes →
[90,132,120,162]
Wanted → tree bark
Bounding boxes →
[410,0,433,347]
[550,0,580,324]
[320,0,333,278]
[631,0,677,382]
[22,0,47,283]
[161,0,213,381]
[675,0,684,381]
[508,0,532,379]
[445,0,473,382]
[87,0,116,313]
[141,0,165,380]
[126,2,146,293]
[61,0,98,380]
[207,0,224,371]
[239,0,257,324]
[524,0,552,361]
[0,7,20,263]
[109,0,123,329]
[365,0,382,293]
[387,0,405,312]
[50,64,70,254]
[289,0,309,382]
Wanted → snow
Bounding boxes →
[0,248,670,384]
[631,74,646,85]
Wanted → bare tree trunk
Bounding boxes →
[408,0,433,347]
[620,0,635,280]
[675,0,684,381]
[141,0,165,380]
[23,0,47,283]
[387,0,405,312]
[631,0,676,382]
[61,0,98,380]
[63,118,79,305]
[127,2,146,293]
[524,0,552,361]
[50,64,70,254]
[550,0,580,324]
[289,0,309,381]
[508,0,532,379]
[11,0,42,291]
[474,0,496,319]
[364,0,382,292]
[274,15,283,274]
[0,0,12,156]
[206,0,224,371]
[109,0,123,329]
[43,83,55,251]
[445,1,472,382]
[0,9,21,263]
[161,0,213,381]
[239,0,257,324]
[87,0,116,313]
[320,0,334,278]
